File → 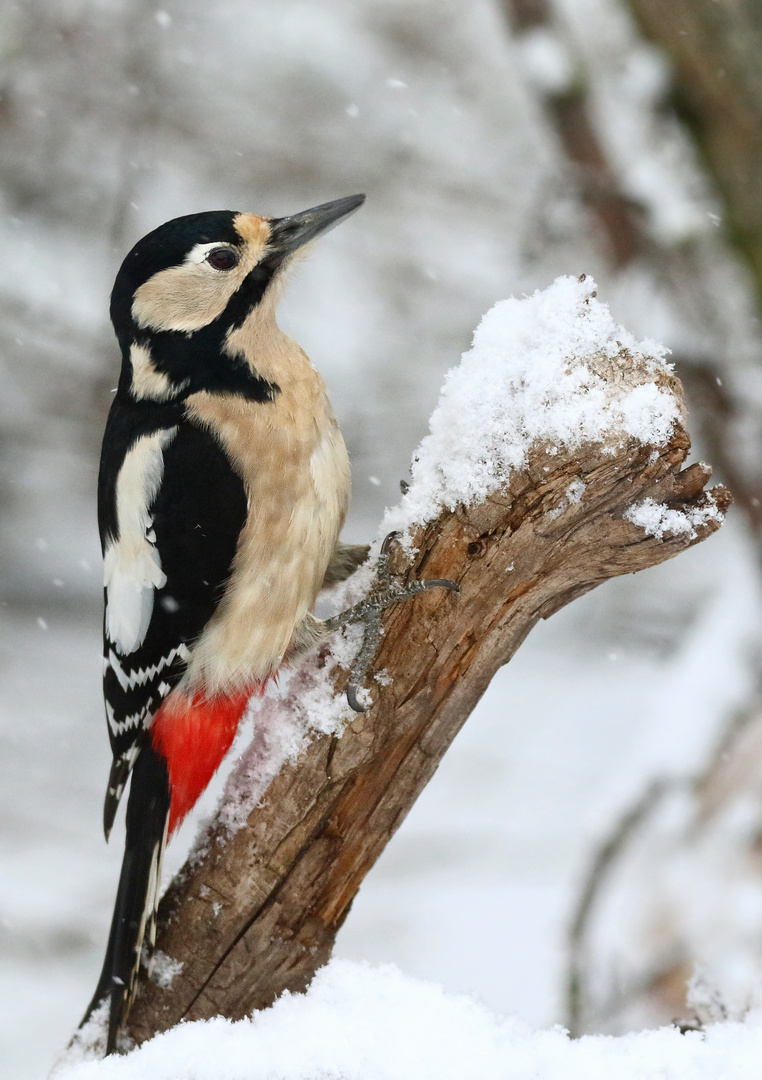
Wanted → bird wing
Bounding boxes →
[98,404,248,836]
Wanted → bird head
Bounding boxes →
[110,195,365,403]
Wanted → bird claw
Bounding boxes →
[325,531,459,713]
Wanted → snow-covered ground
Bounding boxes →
[54,960,762,1080]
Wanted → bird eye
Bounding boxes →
[206,247,239,271]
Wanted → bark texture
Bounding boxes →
[119,358,729,1047]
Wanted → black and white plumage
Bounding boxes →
[99,411,249,835]
[84,197,369,1053]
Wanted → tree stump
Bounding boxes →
[67,280,730,1058]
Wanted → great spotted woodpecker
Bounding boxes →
[82,196,457,1053]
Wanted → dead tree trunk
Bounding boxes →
[105,346,730,1049]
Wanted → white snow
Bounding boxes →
[214,592,370,834]
[517,28,576,95]
[547,479,588,521]
[625,496,725,540]
[52,959,762,1080]
[147,950,183,990]
[385,275,679,540]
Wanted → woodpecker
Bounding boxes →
[82,195,458,1053]
[80,194,383,1051]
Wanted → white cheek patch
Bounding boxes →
[104,428,177,654]
[131,239,262,335]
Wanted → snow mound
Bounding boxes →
[54,959,762,1080]
[386,274,680,538]
[625,495,725,540]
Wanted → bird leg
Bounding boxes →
[324,531,459,712]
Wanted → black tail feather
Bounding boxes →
[81,741,171,1054]
[103,751,137,841]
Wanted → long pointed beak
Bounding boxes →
[267,194,365,259]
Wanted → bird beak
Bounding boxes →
[266,194,365,260]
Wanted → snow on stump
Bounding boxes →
[75,274,730,1057]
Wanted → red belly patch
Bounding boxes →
[150,687,256,834]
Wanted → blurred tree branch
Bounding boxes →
[504,0,762,560]
[507,0,643,269]
[565,776,683,1036]
[100,356,731,1051]
[565,689,762,1035]
[627,0,762,299]
[623,0,762,540]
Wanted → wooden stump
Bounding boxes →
[120,354,729,1046]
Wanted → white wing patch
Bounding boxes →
[104,427,177,654]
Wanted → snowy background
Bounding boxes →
[2,0,762,1076]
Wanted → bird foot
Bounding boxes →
[325,531,459,712]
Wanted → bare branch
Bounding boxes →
[565,776,683,1036]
